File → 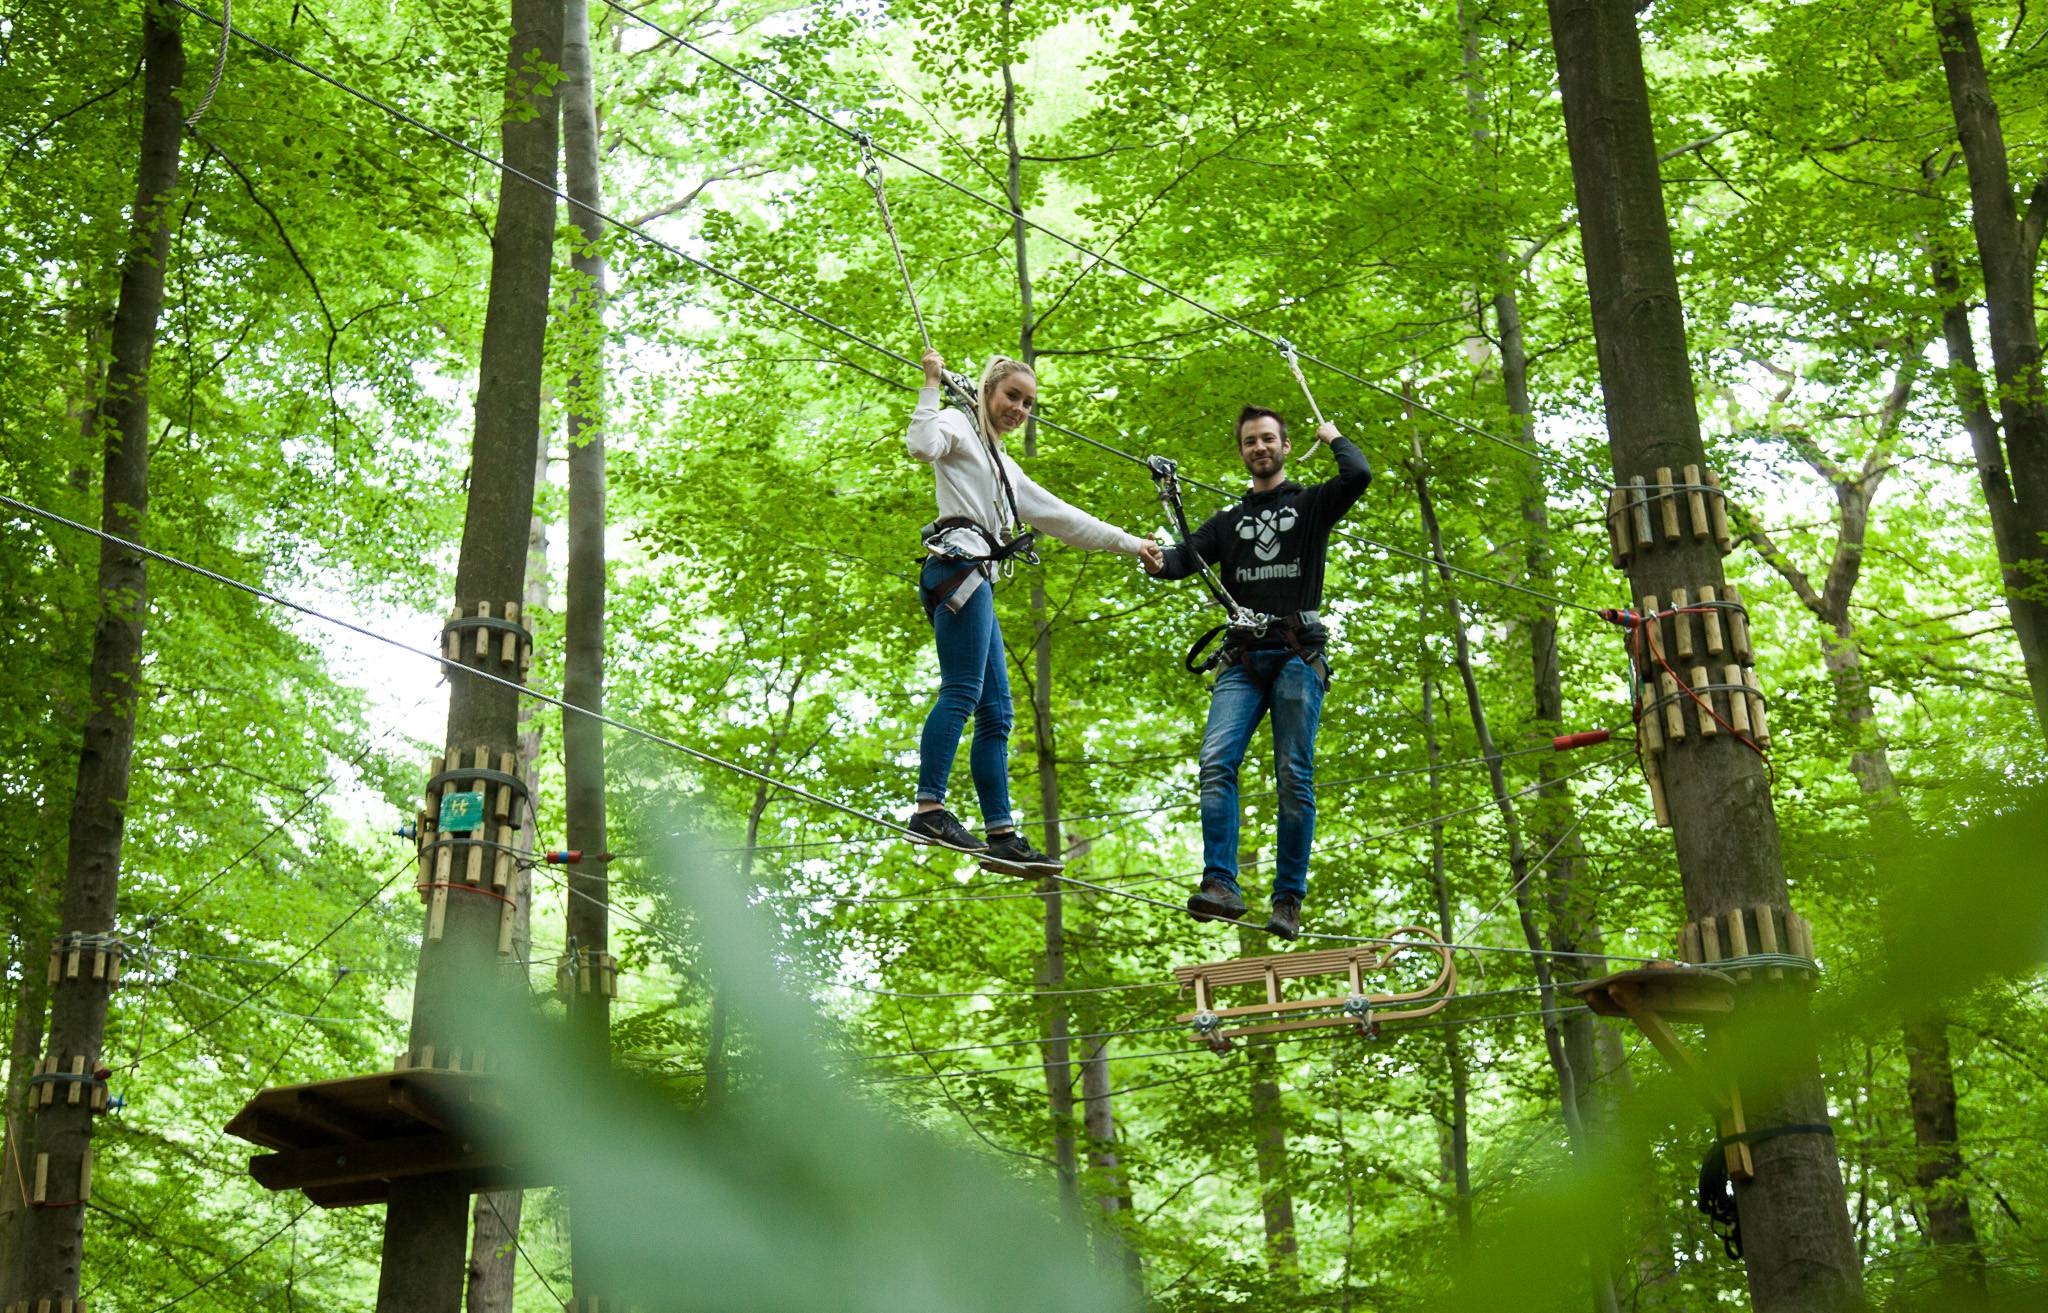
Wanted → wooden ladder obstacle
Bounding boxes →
[1171,924,1456,1050]
[225,1064,543,1208]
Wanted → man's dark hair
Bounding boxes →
[1235,405,1288,445]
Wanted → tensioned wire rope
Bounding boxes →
[593,0,1608,493]
[687,738,1574,857]
[6,480,1659,970]
[160,1,1603,622]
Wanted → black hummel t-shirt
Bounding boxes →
[1157,436,1371,648]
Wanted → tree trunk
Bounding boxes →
[377,0,561,1305]
[465,449,550,1313]
[1929,0,2048,736]
[9,8,182,1305]
[1418,637,1474,1250]
[1544,4,1862,1308]
[1408,438,1616,1313]
[1237,920,1298,1275]
[560,0,614,1300]
[999,7,1081,1198]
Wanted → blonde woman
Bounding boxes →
[903,349,1149,875]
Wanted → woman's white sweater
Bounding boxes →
[905,386,1145,564]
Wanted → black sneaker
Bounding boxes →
[1186,879,1247,923]
[980,832,1065,877]
[905,808,986,854]
[1266,897,1302,941]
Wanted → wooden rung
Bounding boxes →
[1671,588,1695,659]
[474,601,493,659]
[1691,667,1717,737]
[1637,686,1664,752]
[1703,469,1733,553]
[33,1152,47,1202]
[494,751,517,820]
[1657,466,1681,541]
[444,607,464,660]
[1701,915,1722,963]
[1724,664,1752,736]
[1606,487,1630,567]
[1630,475,1654,548]
[1725,585,1751,660]
[1700,584,1725,656]
[68,1056,84,1107]
[1680,922,1703,964]
[497,900,518,957]
[501,602,522,664]
[1640,595,1665,668]
[492,824,515,891]
[1755,903,1784,980]
[1790,913,1813,959]
[1746,668,1771,747]
[79,1145,92,1202]
[427,886,449,942]
[1724,908,1750,960]
[1643,750,1670,827]
[1660,672,1685,742]
[1685,463,1709,538]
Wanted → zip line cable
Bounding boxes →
[0,495,1650,969]
[595,0,1602,489]
[162,1,1601,624]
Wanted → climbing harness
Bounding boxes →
[1146,455,1309,674]
[1147,456,1327,680]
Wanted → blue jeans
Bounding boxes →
[916,561,1015,829]
[1199,651,1326,903]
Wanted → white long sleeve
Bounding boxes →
[1006,458,1145,556]
[905,386,962,464]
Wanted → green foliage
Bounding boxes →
[4,0,2047,1308]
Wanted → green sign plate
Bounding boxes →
[438,791,486,834]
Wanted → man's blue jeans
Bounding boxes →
[1199,650,1326,904]
[916,562,1014,829]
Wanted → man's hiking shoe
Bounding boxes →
[1266,897,1302,941]
[906,808,986,853]
[1186,879,1248,923]
[980,832,1065,877]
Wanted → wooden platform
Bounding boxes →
[225,1068,544,1207]
[1571,963,1751,1178]
[1172,925,1456,1043]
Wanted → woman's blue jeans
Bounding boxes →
[1198,650,1325,904]
[916,561,1014,829]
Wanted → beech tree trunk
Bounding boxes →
[377,0,561,1305]
[465,449,550,1313]
[1544,4,1862,1308]
[9,8,182,1305]
[560,0,615,1300]
[1237,920,1298,1274]
[1928,0,2048,736]
[1419,642,1474,1249]
[998,7,1084,1200]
